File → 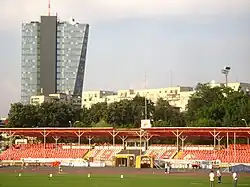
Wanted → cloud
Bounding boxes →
[1,0,250,30]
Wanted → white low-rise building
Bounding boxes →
[82,81,250,112]
[82,86,194,111]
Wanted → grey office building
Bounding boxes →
[21,16,89,104]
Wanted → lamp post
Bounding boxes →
[221,66,231,87]
[242,119,248,127]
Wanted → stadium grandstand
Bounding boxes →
[0,127,250,169]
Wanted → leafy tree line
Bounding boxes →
[6,84,250,128]
[185,84,250,127]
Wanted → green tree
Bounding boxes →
[186,83,250,127]
[153,98,185,127]
[7,103,39,128]
[107,99,134,127]
[78,107,91,127]
[38,102,76,127]
[222,90,250,127]
[87,102,108,125]
[130,96,155,127]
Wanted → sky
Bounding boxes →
[1,0,250,117]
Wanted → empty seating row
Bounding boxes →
[178,149,250,163]
[144,149,176,159]
[0,144,88,160]
[85,148,122,161]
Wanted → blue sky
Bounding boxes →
[1,0,250,116]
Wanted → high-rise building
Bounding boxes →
[21,16,89,104]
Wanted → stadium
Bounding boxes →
[0,126,250,187]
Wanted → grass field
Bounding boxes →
[0,173,250,187]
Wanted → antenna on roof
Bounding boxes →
[48,0,51,16]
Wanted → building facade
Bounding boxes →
[21,16,89,104]
[30,93,81,107]
[82,82,250,112]
[209,81,250,93]
[82,87,194,112]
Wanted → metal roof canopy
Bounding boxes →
[0,127,250,139]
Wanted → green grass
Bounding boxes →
[0,173,249,187]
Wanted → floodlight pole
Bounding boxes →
[225,73,228,87]
[144,72,147,119]
[221,67,230,87]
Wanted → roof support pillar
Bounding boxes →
[109,130,119,146]
[226,132,229,150]
[172,130,183,152]
[247,137,249,145]
[6,131,16,146]
[233,132,237,163]
[209,129,220,150]
[216,136,224,150]
[119,136,128,149]
[75,131,84,146]
[136,129,145,156]
[40,130,50,150]
[52,136,60,148]
[179,136,188,151]
[40,129,50,158]
[144,133,153,150]
[86,136,94,150]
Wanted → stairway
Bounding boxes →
[174,151,183,159]
[83,150,92,159]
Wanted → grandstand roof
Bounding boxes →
[0,127,249,139]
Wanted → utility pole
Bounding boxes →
[170,70,173,88]
[48,0,51,16]
[144,72,147,119]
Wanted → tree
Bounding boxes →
[7,103,39,128]
[130,96,155,127]
[37,102,76,127]
[186,84,250,127]
[87,102,108,125]
[7,85,250,129]
[222,90,250,127]
[78,107,91,127]
[107,99,134,127]
[8,102,78,128]
[153,98,185,127]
